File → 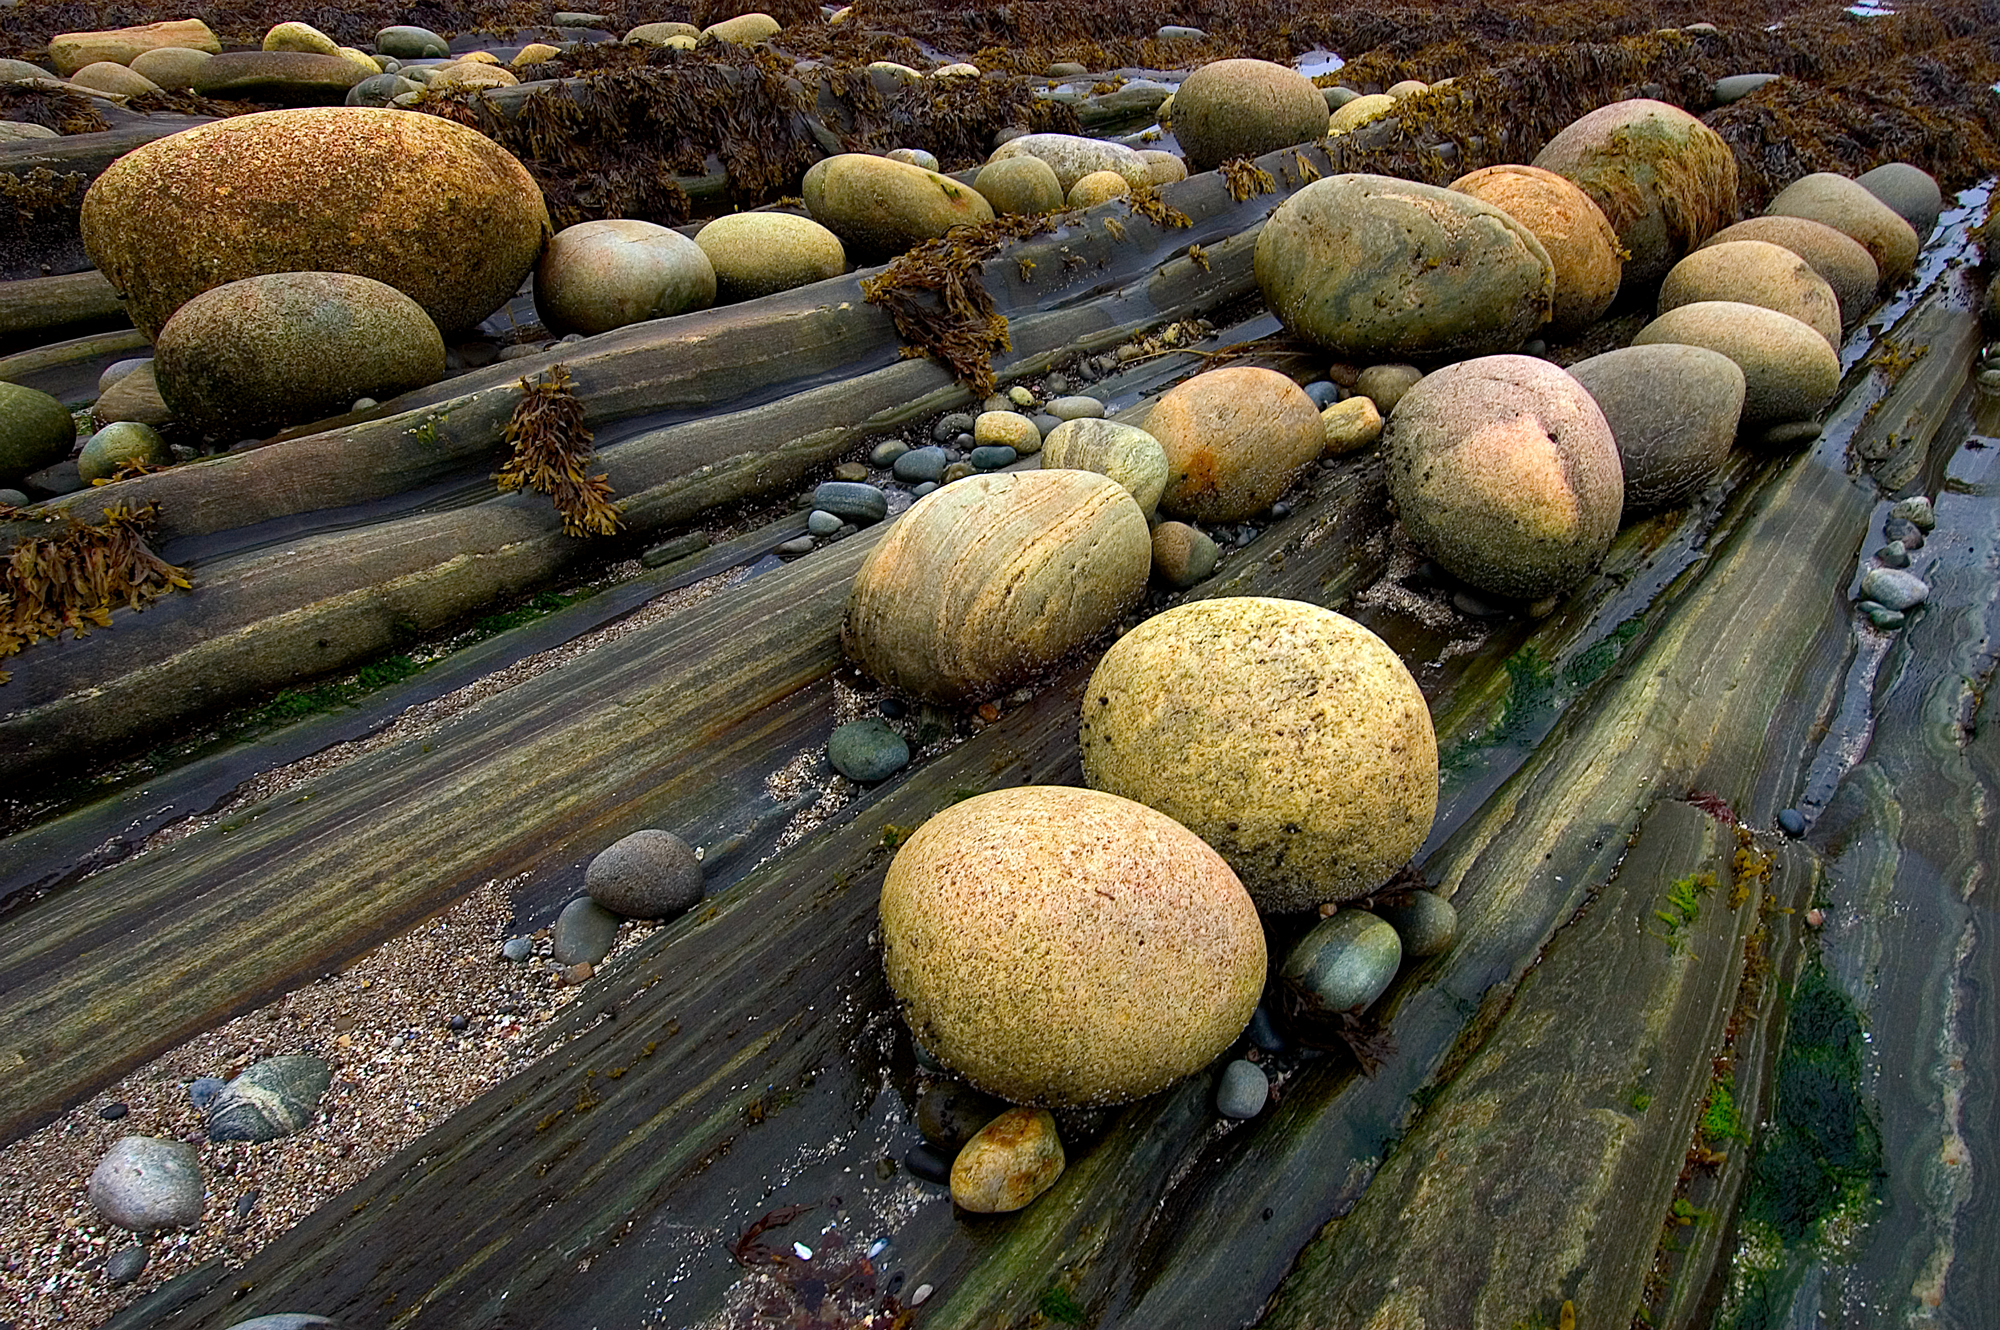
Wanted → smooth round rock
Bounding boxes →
[89,1138,202,1231]
[808,509,843,535]
[428,60,519,92]
[969,444,1017,470]
[1659,240,1841,347]
[1712,72,1780,103]
[1384,355,1624,600]
[0,121,60,143]
[1255,173,1555,360]
[154,272,445,438]
[1567,344,1745,515]
[82,107,550,339]
[1891,494,1935,530]
[1216,1059,1269,1119]
[1328,93,1395,135]
[1765,173,1919,287]
[1876,540,1911,569]
[191,51,370,103]
[904,1141,952,1184]
[987,133,1151,194]
[1171,58,1328,173]
[828,718,911,783]
[1319,396,1383,455]
[106,1243,150,1284]
[1068,169,1131,208]
[916,1080,1004,1150]
[128,45,211,89]
[1282,909,1402,1015]
[48,19,220,75]
[501,937,534,962]
[187,1076,225,1108]
[803,153,994,256]
[1150,521,1219,587]
[0,381,77,484]
[1140,150,1187,185]
[585,829,702,919]
[844,470,1150,704]
[892,445,949,483]
[1354,364,1423,413]
[69,61,161,96]
[626,21,700,43]
[972,155,1065,216]
[694,212,845,302]
[974,410,1041,455]
[552,897,620,966]
[1859,566,1929,611]
[1079,597,1438,911]
[1531,99,1739,286]
[536,219,716,335]
[78,421,169,482]
[1144,366,1323,522]
[1448,163,1622,336]
[1855,162,1942,240]
[1373,890,1458,957]
[375,26,449,58]
[1040,418,1170,514]
[879,785,1265,1106]
[1631,302,1840,426]
[1700,216,1879,328]
[1777,808,1806,837]
[1047,395,1105,421]
[512,43,562,69]
[0,488,29,506]
[208,1055,331,1143]
[813,480,888,523]
[345,71,420,106]
[264,20,338,55]
[884,146,940,172]
[950,1107,1064,1212]
[704,13,782,44]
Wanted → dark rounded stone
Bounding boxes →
[585,828,703,920]
[1876,541,1910,569]
[1303,380,1341,408]
[188,1077,225,1109]
[1246,1005,1286,1053]
[551,897,620,966]
[893,446,950,484]
[1883,516,1924,549]
[105,1243,149,1285]
[208,1056,333,1143]
[98,1102,129,1121]
[814,480,889,523]
[1777,808,1806,837]
[501,936,534,962]
[931,412,974,442]
[916,1081,1004,1150]
[828,719,910,783]
[879,697,908,719]
[448,1014,469,1031]
[1373,890,1459,958]
[776,534,817,558]
[1216,1059,1269,1119]
[904,1141,953,1184]
[969,444,1018,471]
[1281,910,1402,1016]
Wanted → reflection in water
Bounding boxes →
[1292,48,1344,79]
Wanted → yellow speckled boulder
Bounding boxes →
[1171,57,1329,172]
[1448,163,1622,337]
[1080,597,1438,912]
[843,469,1150,704]
[802,152,994,256]
[1144,366,1324,522]
[880,785,1266,1106]
[80,108,550,339]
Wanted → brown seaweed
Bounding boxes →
[0,501,190,684]
[859,212,1057,394]
[0,83,106,134]
[496,366,623,538]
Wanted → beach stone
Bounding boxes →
[1255,174,1555,360]
[190,51,369,103]
[1532,99,1738,286]
[0,381,76,484]
[881,785,1265,1105]
[187,1077,225,1108]
[694,213,845,301]
[950,1107,1064,1212]
[68,61,161,96]
[1567,343,1744,514]
[828,718,911,783]
[1855,162,1942,239]
[1247,1005,1286,1052]
[1282,909,1402,1014]
[1711,72,1779,103]
[512,43,561,68]
[88,1138,202,1231]
[78,421,169,483]
[1384,355,1623,600]
[1171,58,1328,172]
[916,1080,1004,1150]
[625,21,700,43]
[208,1056,332,1143]
[552,897,620,966]
[972,155,1065,216]
[82,107,550,340]
[1080,597,1438,911]
[346,72,420,106]
[893,445,949,483]
[1041,418,1170,514]
[1145,367,1323,522]
[1659,240,1842,347]
[1318,396,1383,456]
[776,534,817,558]
[832,461,869,482]
[1756,420,1823,450]
[1777,809,1806,837]
[1448,163,1622,337]
[1883,515,1922,548]
[1328,92,1394,135]
[0,121,59,142]
[1322,86,1361,112]
[1859,566,1928,611]
[1632,302,1840,426]
[1140,150,1187,184]
[974,410,1041,455]
[1374,890,1458,957]
[93,361,171,429]
[1867,607,1907,631]
[703,13,782,43]
[585,829,702,919]
[501,937,534,961]
[808,510,843,535]
[969,444,1017,470]
[263,20,339,55]
[127,46,210,88]
[813,480,888,523]
[375,25,449,58]
[153,272,445,439]
[1304,380,1341,408]
[0,59,52,82]
[1150,521,1220,587]
[106,1243,149,1284]
[1891,494,1935,530]
[0,488,29,506]
[1047,395,1106,421]
[1354,364,1423,413]
[535,219,716,336]
[1876,541,1910,569]
[803,153,994,257]
[987,133,1151,194]
[1068,170,1131,208]
[1216,1059,1269,1119]
[25,461,85,497]
[428,61,518,92]
[844,470,1149,704]
[49,20,219,76]
[932,412,975,441]
[1765,173,1919,287]
[871,441,910,467]
[1700,216,1879,327]
[867,60,922,95]
[885,147,941,172]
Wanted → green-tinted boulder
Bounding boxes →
[1631,301,1840,427]
[1699,216,1878,328]
[972,155,1065,215]
[1040,418,1170,514]
[1658,240,1841,347]
[695,213,845,301]
[535,219,717,334]
[77,421,169,483]
[802,153,994,257]
[1567,343,1745,515]
[985,133,1151,194]
[190,51,368,104]
[1171,58,1328,172]
[0,382,76,484]
[1764,172,1919,288]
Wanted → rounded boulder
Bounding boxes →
[1383,355,1624,600]
[1255,173,1554,361]
[880,784,1266,1106]
[1659,239,1842,347]
[802,153,994,257]
[986,133,1151,194]
[1447,163,1621,336]
[973,155,1065,215]
[1040,418,1170,514]
[1144,366,1323,522]
[1567,343,1745,514]
[0,382,76,484]
[1631,302,1839,427]
[694,213,845,301]
[1079,597,1438,912]
[536,219,717,335]
[1765,172,1919,288]
[1171,58,1329,172]
[81,107,550,339]
[1068,170,1130,208]
[842,469,1150,704]
[1855,161,1942,240]
[1531,98,1738,287]
[1700,216,1878,328]
[585,828,703,919]
[154,271,446,438]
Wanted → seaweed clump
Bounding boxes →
[859,213,1057,394]
[497,366,623,538]
[1218,156,1277,201]
[0,83,108,134]
[0,501,191,684]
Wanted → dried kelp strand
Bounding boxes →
[496,366,623,538]
[0,501,190,683]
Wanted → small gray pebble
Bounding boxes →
[1521,338,1547,357]
[188,1077,225,1109]
[808,509,843,536]
[1882,516,1924,549]
[1031,413,1062,437]
[1858,566,1929,611]
[982,393,1011,413]
[1867,606,1908,630]
[870,439,910,467]
[911,481,938,497]
[1246,1004,1286,1053]
[105,1244,148,1285]
[931,412,974,442]
[1044,372,1071,394]
[99,1102,128,1121]
[969,444,1017,470]
[893,446,950,484]
[501,937,534,962]
[448,1014,469,1031]
[1048,395,1107,421]
[1875,541,1910,569]
[89,1137,203,1230]
[1374,891,1458,957]
[952,432,975,450]
[942,461,976,483]
[551,897,620,966]
[1777,808,1806,837]
[1303,380,1340,408]
[828,718,911,783]
[776,534,817,558]
[1269,501,1291,519]
[233,1189,260,1219]
[1216,1059,1269,1119]
[1890,494,1935,530]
